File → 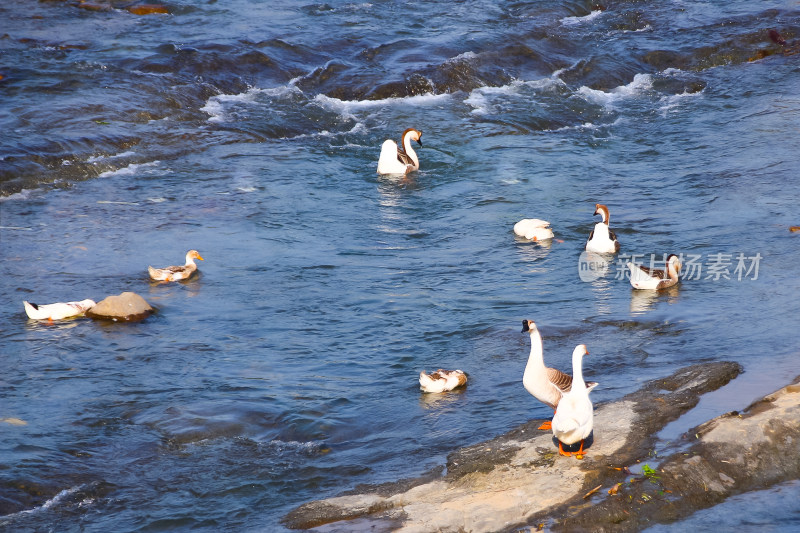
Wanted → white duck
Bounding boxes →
[628,254,682,290]
[23,299,96,320]
[522,320,597,430]
[377,128,423,175]
[513,219,554,242]
[419,369,467,393]
[148,250,204,282]
[551,344,594,458]
[585,203,620,254]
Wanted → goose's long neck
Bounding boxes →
[185,255,196,267]
[667,259,680,281]
[402,135,419,167]
[571,349,586,389]
[524,329,545,378]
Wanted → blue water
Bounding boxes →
[1,1,799,530]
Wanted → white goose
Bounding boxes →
[513,219,554,242]
[419,369,467,393]
[522,319,597,430]
[551,344,594,458]
[23,299,96,320]
[628,254,682,290]
[148,250,204,282]
[585,203,620,254]
[377,128,423,175]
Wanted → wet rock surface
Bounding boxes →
[282,362,777,532]
[85,291,154,322]
[552,375,800,532]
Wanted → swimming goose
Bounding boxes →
[419,369,467,393]
[585,203,620,254]
[628,254,682,290]
[513,219,554,242]
[148,250,204,282]
[23,299,96,320]
[377,128,423,175]
[522,320,597,430]
[552,344,594,458]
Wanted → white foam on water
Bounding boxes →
[0,485,86,523]
[576,73,653,108]
[447,50,478,62]
[87,150,136,163]
[148,197,168,203]
[98,161,160,178]
[548,122,599,133]
[313,91,451,117]
[278,120,367,141]
[464,76,566,114]
[0,188,36,203]
[659,89,703,114]
[202,85,302,123]
[561,10,603,26]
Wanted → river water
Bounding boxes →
[1,1,799,531]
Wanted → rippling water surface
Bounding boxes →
[2,1,799,530]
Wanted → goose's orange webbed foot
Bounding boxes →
[558,441,572,457]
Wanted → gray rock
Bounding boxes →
[553,376,800,532]
[283,362,744,532]
[85,291,154,322]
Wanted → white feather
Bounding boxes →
[552,345,594,447]
[23,299,96,320]
[513,219,554,241]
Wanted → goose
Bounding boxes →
[419,369,467,393]
[585,203,620,254]
[377,128,423,175]
[522,320,597,430]
[551,344,594,458]
[148,250,204,282]
[513,219,554,242]
[628,254,682,290]
[23,299,96,320]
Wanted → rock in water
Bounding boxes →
[128,4,170,15]
[86,292,154,322]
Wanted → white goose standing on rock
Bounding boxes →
[585,203,620,254]
[551,344,594,458]
[377,128,423,175]
[522,320,597,430]
[628,254,682,290]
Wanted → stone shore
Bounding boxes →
[283,362,800,531]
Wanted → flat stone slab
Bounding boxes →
[553,375,800,531]
[283,362,746,532]
[85,291,154,322]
